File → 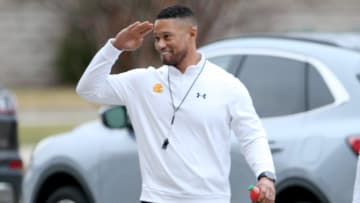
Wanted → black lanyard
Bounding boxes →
[162,60,207,149]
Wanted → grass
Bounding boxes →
[19,124,77,145]
[12,86,98,110]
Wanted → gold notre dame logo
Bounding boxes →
[153,83,163,93]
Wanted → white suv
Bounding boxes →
[23,34,360,203]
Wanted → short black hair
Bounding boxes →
[156,5,195,21]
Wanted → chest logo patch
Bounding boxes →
[153,83,163,93]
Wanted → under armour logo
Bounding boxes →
[196,92,206,99]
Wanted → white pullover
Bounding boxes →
[76,39,275,203]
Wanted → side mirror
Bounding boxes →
[101,106,130,129]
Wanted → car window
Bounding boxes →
[237,55,307,118]
[207,55,243,75]
[308,63,334,109]
[0,122,10,148]
[208,54,335,118]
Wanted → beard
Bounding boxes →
[160,49,187,67]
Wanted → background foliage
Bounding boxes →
[45,0,233,83]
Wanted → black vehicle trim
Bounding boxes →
[32,163,95,203]
[276,177,330,203]
[0,172,22,203]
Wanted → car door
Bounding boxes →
[208,52,309,202]
[98,128,141,203]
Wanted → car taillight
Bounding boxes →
[348,136,360,155]
[0,90,16,115]
[8,160,23,170]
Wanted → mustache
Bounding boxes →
[159,48,172,53]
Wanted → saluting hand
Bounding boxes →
[112,21,154,51]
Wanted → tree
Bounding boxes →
[44,0,235,83]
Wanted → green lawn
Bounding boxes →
[12,86,97,111]
[19,124,77,145]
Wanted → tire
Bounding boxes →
[276,198,321,203]
[45,186,88,203]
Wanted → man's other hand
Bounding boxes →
[257,177,276,203]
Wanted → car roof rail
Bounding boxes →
[236,34,341,47]
[207,33,360,52]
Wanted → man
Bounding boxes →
[77,5,276,203]
[354,154,360,203]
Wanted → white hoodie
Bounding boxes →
[76,39,275,203]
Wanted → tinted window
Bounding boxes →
[0,122,11,148]
[209,54,334,117]
[308,64,334,109]
[238,55,307,118]
[208,55,243,74]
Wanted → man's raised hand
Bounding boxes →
[112,21,154,51]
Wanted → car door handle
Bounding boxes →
[268,140,283,154]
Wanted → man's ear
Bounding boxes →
[190,26,198,38]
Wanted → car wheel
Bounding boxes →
[276,198,321,203]
[45,186,87,203]
[293,201,316,203]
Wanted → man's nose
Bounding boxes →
[156,39,166,50]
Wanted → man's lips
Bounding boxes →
[160,51,172,56]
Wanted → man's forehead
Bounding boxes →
[154,18,194,28]
[154,18,178,27]
[153,19,182,35]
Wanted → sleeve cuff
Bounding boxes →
[101,38,123,61]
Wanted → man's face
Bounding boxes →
[153,18,193,66]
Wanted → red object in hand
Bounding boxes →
[248,184,260,202]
